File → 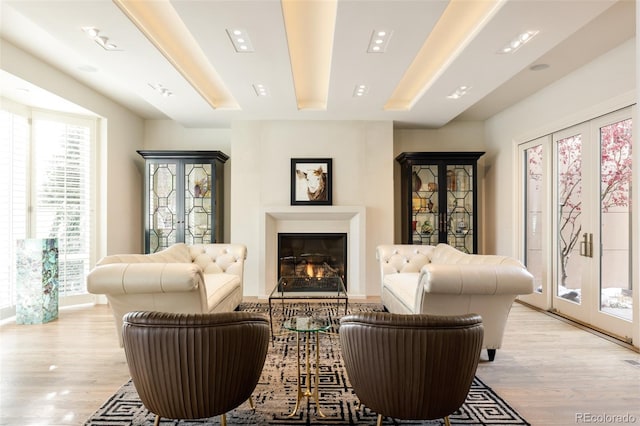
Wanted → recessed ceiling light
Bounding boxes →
[353,84,369,97]
[529,63,550,71]
[82,27,99,38]
[367,29,392,53]
[253,83,269,97]
[447,85,471,99]
[226,29,254,53]
[81,26,121,51]
[498,30,539,54]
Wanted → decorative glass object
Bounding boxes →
[421,220,434,235]
[15,238,59,324]
[412,171,422,192]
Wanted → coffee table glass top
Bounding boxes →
[270,276,347,299]
[283,316,331,333]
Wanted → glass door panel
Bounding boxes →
[556,133,584,304]
[552,124,594,324]
[447,164,474,253]
[184,163,213,246]
[599,118,632,321]
[149,163,177,253]
[525,144,545,295]
[411,165,439,245]
[518,137,552,310]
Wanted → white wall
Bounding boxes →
[143,120,232,241]
[1,39,145,258]
[484,38,636,257]
[230,121,394,297]
[394,121,487,247]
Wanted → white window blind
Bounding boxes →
[32,116,92,296]
[0,107,94,315]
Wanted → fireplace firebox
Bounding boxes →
[277,233,347,289]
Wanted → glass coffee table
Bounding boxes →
[268,275,348,338]
[282,316,331,417]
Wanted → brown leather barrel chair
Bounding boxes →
[122,311,270,426]
[339,312,484,426]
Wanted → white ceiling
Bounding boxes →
[0,0,635,129]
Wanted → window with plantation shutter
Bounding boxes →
[0,107,95,318]
[32,116,93,296]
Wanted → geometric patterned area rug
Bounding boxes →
[84,302,530,425]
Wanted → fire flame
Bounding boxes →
[305,263,324,278]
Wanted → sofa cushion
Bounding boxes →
[203,273,241,311]
[382,273,420,312]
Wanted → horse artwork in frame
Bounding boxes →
[291,158,332,206]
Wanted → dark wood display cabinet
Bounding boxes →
[138,150,228,254]
[396,152,484,254]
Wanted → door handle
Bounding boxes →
[440,212,449,233]
[579,233,593,258]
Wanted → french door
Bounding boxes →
[519,107,634,342]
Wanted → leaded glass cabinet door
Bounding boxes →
[408,164,440,246]
[183,162,213,246]
[138,150,229,254]
[445,164,475,252]
[397,152,484,254]
[148,161,179,253]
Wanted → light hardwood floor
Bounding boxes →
[1,301,639,426]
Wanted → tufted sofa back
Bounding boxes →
[188,244,247,281]
[376,244,435,284]
[96,243,247,279]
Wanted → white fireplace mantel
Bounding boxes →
[259,205,366,298]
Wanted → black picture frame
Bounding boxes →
[291,158,332,205]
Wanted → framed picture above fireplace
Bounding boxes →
[291,158,332,205]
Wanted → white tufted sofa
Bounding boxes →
[87,243,247,346]
[376,243,533,361]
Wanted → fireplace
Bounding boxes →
[277,233,347,289]
[261,206,365,298]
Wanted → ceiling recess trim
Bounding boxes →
[113,0,240,110]
[281,0,338,110]
[384,0,506,111]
